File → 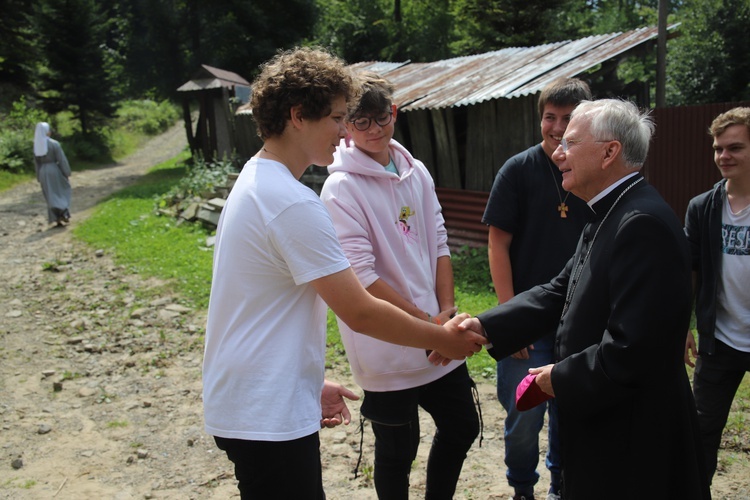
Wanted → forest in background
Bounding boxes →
[1,0,749,167]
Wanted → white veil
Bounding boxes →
[34,122,50,157]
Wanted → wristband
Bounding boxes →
[425,312,441,325]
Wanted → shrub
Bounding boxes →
[115,99,180,136]
[452,245,494,295]
[63,131,112,163]
[0,130,30,172]
[0,96,49,173]
[156,156,238,210]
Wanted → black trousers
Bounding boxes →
[693,339,750,484]
[362,363,479,500]
[214,432,325,499]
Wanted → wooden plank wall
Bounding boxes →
[233,113,263,165]
[431,107,462,188]
[405,110,436,179]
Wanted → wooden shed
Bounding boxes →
[230,25,678,249]
[350,25,674,248]
[351,25,673,193]
[177,64,251,162]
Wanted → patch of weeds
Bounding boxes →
[359,463,374,483]
[130,442,143,448]
[41,260,65,272]
[106,420,128,428]
[20,480,37,489]
[156,156,237,210]
[0,478,37,490]
[61,371,84,381]
[97,392,116,404]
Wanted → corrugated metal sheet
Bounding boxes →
[435,187,489,250]
[350,25,675,111]
[645,101,750,223]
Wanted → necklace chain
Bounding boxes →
[561,177,643,317]
[545,154,571,218]
[262,147,288,166]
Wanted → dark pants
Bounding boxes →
[214,432,325,499]
[361,363,479,500]
[693,339,750,484]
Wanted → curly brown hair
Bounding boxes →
[249,47,357,141]
[709,107,750,138]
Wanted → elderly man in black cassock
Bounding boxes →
[457,99,711,499]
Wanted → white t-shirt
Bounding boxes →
[203,157,350,441]
[715,198,750,352]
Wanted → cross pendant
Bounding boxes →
[558,202,568,218]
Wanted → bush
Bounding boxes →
[63,131,112,163]
[115,99,180,136]
[0,97,49,173]
[0,130,30,172]
[156,157,238,210]
[452,245,494,295]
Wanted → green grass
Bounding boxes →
[73,150,215,309]
[0,169,34,192]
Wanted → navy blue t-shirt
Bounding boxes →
[483,144,589,345]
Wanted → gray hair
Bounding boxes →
[571,99,654,169]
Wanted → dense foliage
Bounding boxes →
[0,97,48,173]
[35,0,116,136]
[667,0,750,104]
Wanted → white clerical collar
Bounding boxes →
[587,172,640,208]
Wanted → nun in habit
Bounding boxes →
[33,122,71,226]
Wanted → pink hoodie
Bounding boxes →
[321,138,462,391]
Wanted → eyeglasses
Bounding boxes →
[350,112,393,131]
[560,137,615,153]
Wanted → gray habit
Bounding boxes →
[34,138,71,223]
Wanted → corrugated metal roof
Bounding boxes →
[177,64,250,92]
[350,25,676,111]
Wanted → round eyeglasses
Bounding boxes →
[350,112,393,131]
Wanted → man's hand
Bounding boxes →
[528,364,555,397]
[456,316,485,337]
[684,330,699,368]
[320,380,360,428]
[511,345,534,360]
[427,314,487,365]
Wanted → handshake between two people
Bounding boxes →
[429,314,487,366]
